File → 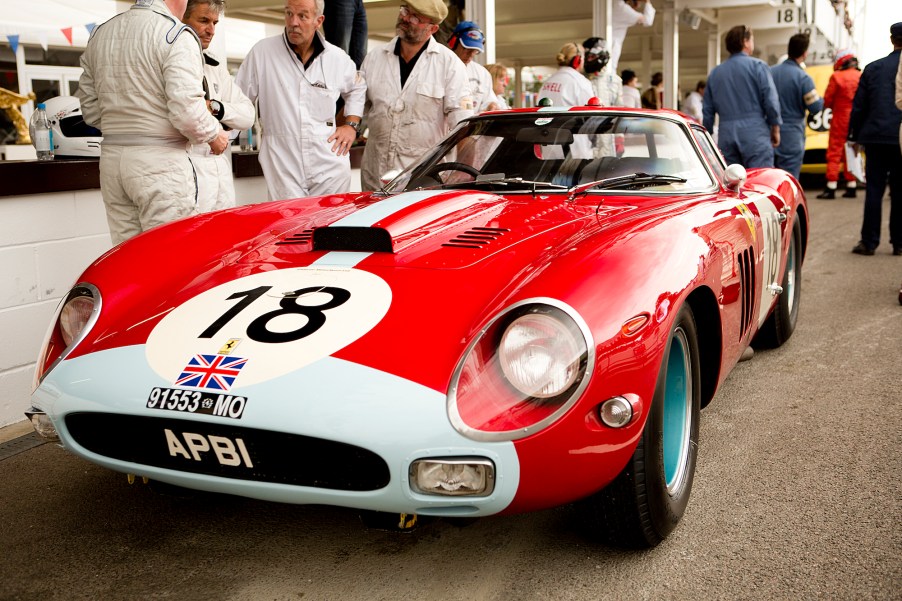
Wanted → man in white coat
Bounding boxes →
[183,0,256,211]
[76,0,229,244]
[360,0,473,191]
[448,21,497,112]
[236,0,365,200]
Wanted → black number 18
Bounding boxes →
[199,285,351,343]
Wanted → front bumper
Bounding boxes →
[31,346,520,516]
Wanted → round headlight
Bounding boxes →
[499,313,582,398]
[60,295,96,346]
[448,300,593,441]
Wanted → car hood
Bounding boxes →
[229,189,599,270]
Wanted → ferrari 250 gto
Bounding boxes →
[28,106,807,547]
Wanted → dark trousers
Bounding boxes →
[860,143,902,250]
[322,0,368,69]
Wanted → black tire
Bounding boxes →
[577,304,701,548]
[753,216,802,349]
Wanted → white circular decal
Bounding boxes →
[146,267,392,389]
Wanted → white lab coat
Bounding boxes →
[621,85,642,108]
[466,60,496,112]
[236,31,365,200]
[76,0,222,244]
[539,66,594,107]
[683,90,703,123]
[189,51,256,212]
[360,36,473,191]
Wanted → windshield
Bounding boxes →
[383,112,717,194]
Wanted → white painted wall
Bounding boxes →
[0,188,112,427]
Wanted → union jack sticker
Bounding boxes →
[175,354,247,391]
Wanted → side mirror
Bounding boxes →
[723,164,747,192]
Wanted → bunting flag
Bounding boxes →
[3,20,106,51]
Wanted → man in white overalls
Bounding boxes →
[236,0,365,200]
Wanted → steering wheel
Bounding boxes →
[421,161,481,180]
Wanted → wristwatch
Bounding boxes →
[210,99,224,121]
[345,120,361,133]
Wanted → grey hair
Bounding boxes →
[185,0,226,17]
[285,0,324,17]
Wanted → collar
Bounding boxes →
[284,29,326,65]
[203,52,220,67]
[388,35,438,55]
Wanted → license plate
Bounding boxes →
[147,387,247,419]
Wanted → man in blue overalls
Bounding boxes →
[771,33,823,179]
[703,25,782,168]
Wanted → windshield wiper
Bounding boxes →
[436,175,568,192]
[567,172,688,199]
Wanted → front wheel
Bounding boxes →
[576,304,701,548]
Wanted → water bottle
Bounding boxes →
[31,103,54,161]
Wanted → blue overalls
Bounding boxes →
[771,59,823,179]
[703,52,782,169]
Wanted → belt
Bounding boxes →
[101,134,188,149]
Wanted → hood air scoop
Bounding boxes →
[312,226,394,253]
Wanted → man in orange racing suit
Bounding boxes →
[818,50,862,199]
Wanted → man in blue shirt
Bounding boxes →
[847,22,902,256]
[771,33,823,179]
[703,25,782,168]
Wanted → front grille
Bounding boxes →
[65,413,390,491]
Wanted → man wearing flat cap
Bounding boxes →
[359,0,473,190]
[847,21,902,256]
[449,20,497,112]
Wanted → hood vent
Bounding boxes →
[313,226,394,253]
[442,226,510,249]
[275,229,314,246]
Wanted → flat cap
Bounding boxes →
[405,0,448,24]
[891,22,902,37]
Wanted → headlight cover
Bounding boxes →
[33,283,101,389]
[448,299,593,441]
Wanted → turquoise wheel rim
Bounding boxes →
[663,328,691,494]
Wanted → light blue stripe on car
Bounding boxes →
[330,190,447,227]
[311,252,371,268]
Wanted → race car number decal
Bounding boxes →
[146,268,392,388]
[199,285,350,343]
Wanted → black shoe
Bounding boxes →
[816,188,836,199]
[851,242,875,256]
[893,247,902,256]
[842,187,857,198]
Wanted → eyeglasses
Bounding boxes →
[399,5,431,25]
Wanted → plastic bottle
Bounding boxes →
[31,103,54,161]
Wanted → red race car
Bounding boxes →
[28,107,807,547]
